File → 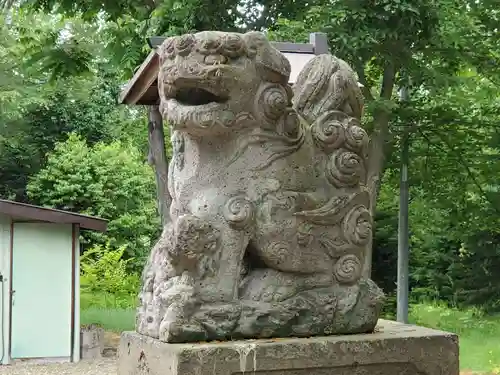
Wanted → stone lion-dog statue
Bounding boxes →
[137,31,384,343]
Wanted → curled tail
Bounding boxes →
[292,54,364,123]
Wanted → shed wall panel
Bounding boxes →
[11,223,72,359]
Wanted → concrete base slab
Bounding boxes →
[117,320,459,375]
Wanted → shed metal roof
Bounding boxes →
[0,199,108,232]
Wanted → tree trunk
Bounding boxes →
[362,63,397,279]
[147,105,171,226]
[362,112,390,279]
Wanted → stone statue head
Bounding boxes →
[158,31,295,137]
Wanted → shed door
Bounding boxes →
[11,223,73,359]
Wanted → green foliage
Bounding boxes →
[373,174,500,312]
[27,134,160,267]
[4,0,316,77]
[410,302,490,334]
[0,12,147,201]
[1,77,121,199]
[80,243,140,295]
[3,10,105,85]
[400,74,500,310]
[0,13,42,119]
[80,243,140,310]
[79,243,138,330]
[371,174,399,295]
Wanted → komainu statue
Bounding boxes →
[137,31,385,343]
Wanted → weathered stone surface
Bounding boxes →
[80,325,104,359]
[118,320,459,375]
[137,30,385,343]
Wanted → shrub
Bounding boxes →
[27,133,161,270]
[80,243,140,309]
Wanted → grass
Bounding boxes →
[81,307,135,332]
[80,292,500,373]
[80,291,136,332]
[409,302,500,373]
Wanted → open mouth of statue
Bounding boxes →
[174,87,228,106]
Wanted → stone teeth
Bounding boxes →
[162,84,177,98]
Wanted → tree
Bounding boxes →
[27,134,160,269]
[0,68,147,201]
[366,59,500,311]
[0,11,149,200]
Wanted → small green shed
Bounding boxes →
[0,199,107,365]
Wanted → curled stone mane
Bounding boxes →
[159,31,292,86]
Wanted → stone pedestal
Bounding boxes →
[117,320,459,375]
[80,324,104,359]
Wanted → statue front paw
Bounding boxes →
[159,297,208,343]
[167,214,221,275]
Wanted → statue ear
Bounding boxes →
[255,45,291,85]
[243,31,290,85]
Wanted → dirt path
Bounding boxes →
[0,331,121,375]
[0,358,116,375]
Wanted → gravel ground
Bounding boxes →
[0,358,117,375]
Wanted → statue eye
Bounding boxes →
[222,34,245,58]
[199,35,223,55]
